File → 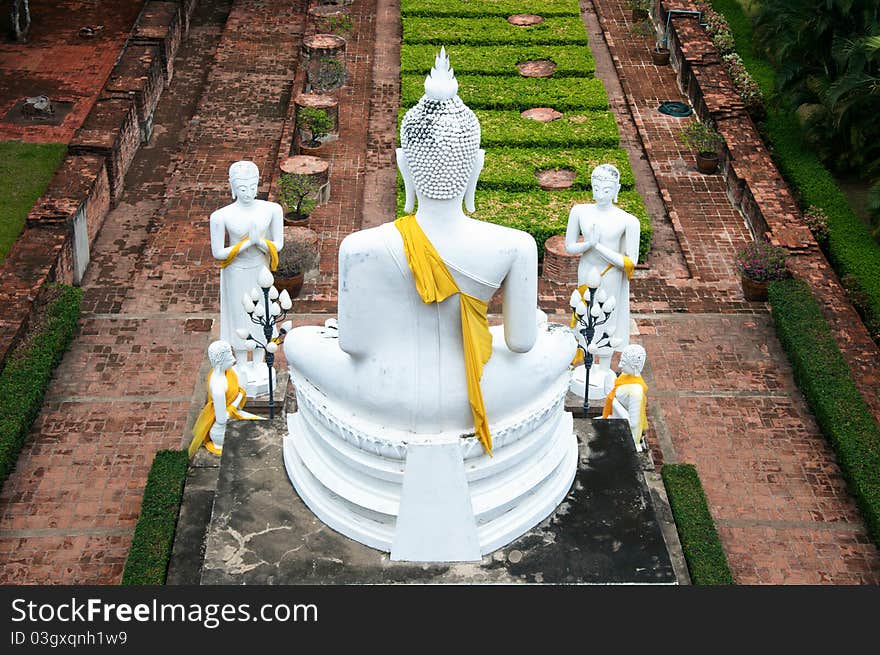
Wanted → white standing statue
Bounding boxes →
[564,164,640,399]
[188,340,261,457]
[210,161,284,396]
[601,344,649,452]
[283,49,578,562]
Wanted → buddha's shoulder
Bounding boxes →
[339,223,396,254]
[466,219,536,249]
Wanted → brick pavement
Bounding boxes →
[591,0,880,583]
[0,0,145,143]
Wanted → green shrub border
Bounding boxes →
[768,279,880,545]
[121,449,189,585]
[661,463,735,585]
[400,0,581,18]
[0,284,82,490]
[708,0,880,342]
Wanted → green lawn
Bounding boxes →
[0,142,67,264]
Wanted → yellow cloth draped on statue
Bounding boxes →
[188,369,258,458]
[394,215,494,456]
[220,236,279,271]
[601,373,648,445]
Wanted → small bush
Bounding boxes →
[401,74,609,111]
[403,16,589,47]
[661,463,734,585]
[0,284,81,490]
[400,0,581,17]
[768,279,880,546]
[679,120,723,155]
[121,449,189,585]
[401,44,595,77]
[734,240,790,282]
[802,205,829,247]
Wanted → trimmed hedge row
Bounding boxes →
[0,284,82,490]
[398,188,652,260]
[121,449,189,585]
[476,110,619,148]
[708,0,880,341]
[768,279,880,546]
[401,44,595,77]
[479,147,635,192]
[402,16,589,46]
[661,463,735,585]
[400,0,581,17]
[401,74,609,111]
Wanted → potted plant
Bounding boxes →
[735,240,790,301]
[651,41,670,66]
[276,171,323,226]
[309,57,347,91]
[297,105,333,155]
[627,0,652,21]
[275,229,318,299]
[679,120,723,173]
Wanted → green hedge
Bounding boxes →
[0,284,81,490]
[768,279,880,545]
[476,110,619,149]
[708,0,880,341]
[121,449,189,585]
[401,74,609,111]
[661,463,734,585]
[398,188,651,260]
[479,147,635,192]
[403,16,589,46]
[400,0,581,17]
[401,44,595,77]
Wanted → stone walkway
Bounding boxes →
[589,0,880,583]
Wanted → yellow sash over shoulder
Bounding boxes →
[601,373,648,445]
[220,236,279,271]
[394,215,494,456]
[188,369,258,458]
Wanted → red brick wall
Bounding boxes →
[104,44,166,142]
[132,1,184,84]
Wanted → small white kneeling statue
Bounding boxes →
[188,340,260,457]
[565,164,640,398]
[601,344,649,452]
[210,161,284,396]
[283,49,577,562]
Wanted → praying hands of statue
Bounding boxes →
[568,222,600,256]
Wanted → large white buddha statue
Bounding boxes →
[283,50,578,562]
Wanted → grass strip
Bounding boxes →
[661,463,735,585]
[0,142,67,264]
[0,284,81,490]
[121,449,189,585]
[400,0,581,18]
[398,188,651,260]
[403,16,589,46]
[708,0,880,341]
[768,279,880,545]
[401,74,608,111]
[401,44,595,77]
[477,110,619,149]
[479,147,635,192]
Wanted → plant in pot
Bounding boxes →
[679,120,723,174]
[627,0,652,21]
[651,40,670,65]
[297,105,333,155]
[276,171,322,226]
[735,240,790,301]
[274,232,318,300]
[309,57,347,92]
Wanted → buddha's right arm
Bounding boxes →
[564,207,590,255]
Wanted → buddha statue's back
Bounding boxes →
[282,50,578,561]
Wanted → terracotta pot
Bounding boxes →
[651,47,670,66]
[741,274,769,301]
[284,212,310,228]
[274,272,305,299]
[299,141,324,156]
[696,151,719,174]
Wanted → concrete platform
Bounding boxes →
[196,413,679,584]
